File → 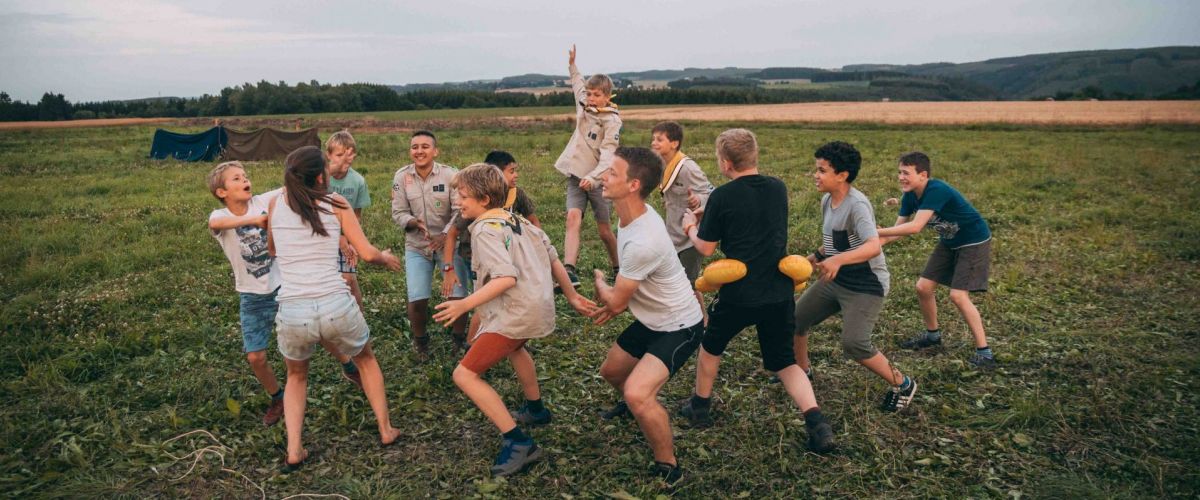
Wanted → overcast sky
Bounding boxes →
[1,0,1198,102]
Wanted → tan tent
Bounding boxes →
[221,128,320,161]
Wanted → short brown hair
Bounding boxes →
[615,146,664,200]
[325,130,357,152]
[586,73,613,95]
[715,128,758,171]
[206,161,244,201]
[899,151,931,176]
[651,121,684,147]
[454,163,508,209]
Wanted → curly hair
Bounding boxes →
[814,141,862,183]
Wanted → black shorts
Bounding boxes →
[921,239,991,292]
[701,298,796,372]
[616,320,704,377]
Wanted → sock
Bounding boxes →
[803,407,824,426]
[271,389,284,401]
[525,398,545,413]
[342,361,358,374]
[897,376,913,391]
[690,394,711,409]
[926,329,942,342]
[976,346,994,359]
[503,427,530,442]
[564,263,577,273]
[804,367,814,379]
[655,460,679,469]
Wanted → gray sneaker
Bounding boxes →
[968,353,997,370]
[678,398,713,428]
[490,438,544,477]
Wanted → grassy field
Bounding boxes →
[1,119,1198,498]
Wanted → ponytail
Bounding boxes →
[283,146,347,237]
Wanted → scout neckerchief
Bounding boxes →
[503,187,518,210]
[477,208,522,236]
[583,95,619,115]
[659,151,688,194]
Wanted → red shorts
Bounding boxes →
[459,333,527,374]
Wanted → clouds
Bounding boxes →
[0,0,1197,101]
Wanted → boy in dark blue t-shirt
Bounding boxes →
[878,152,996,369]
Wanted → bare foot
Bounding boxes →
[381,428,402,447]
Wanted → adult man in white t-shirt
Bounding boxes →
[590,147,705,485]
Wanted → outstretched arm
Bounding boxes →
[589,269,641,325]
[432,276,516,327]
[335,195,400,271]
[877,210,933,239]
[682,209,718,256]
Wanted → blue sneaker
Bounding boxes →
[491,438,544,477]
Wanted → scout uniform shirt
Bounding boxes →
[469,209,559,340]
[553,62,622,184]
[390,162,460,255]
[658,151,714,252]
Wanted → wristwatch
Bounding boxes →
[442,263,454,273]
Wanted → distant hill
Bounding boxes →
[610,67,761,81]
[845,46,1200,98]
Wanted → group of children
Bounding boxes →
[204,47,996,483]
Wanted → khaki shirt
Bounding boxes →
[661,155,714,252]
[553,62,622,183]
[470,210,558,340]
[390,162,460,254]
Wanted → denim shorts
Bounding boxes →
[239,288,279,353]
[275,292,369,361]
[404,248,470,302]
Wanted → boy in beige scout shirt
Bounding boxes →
[554,44,621,288]
[391,130,470,360]
[432,164,596,477]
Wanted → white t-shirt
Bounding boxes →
[209,189,282,295]
[617,205,704,332]
[270,192,350,301]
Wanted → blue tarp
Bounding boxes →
[148,127,227,162]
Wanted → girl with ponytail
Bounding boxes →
[268,146,403,470]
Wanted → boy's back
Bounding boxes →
[697,175,792,305]
[469,213,558,339]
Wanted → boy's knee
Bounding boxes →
[915,278,937,295]
[598,361,624,383]
[246,350,267,366]
[842,338,877,361]
[565,210,583,226]
[452,364,478,387]
[948,289,972,304]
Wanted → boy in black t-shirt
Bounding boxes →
[677,128,834,453]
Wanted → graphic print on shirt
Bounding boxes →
[928,215,960,241]
[236,220,273,278]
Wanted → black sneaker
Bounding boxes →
[600,400,630,420]
[652,462,684,485]
[678,398,713,428]
[899,332,942,350]
[880,379,918,413]
[968,353,997,370]
[555,267,583,294]
[805,419,835,453]
[491,438,544,477]
[511,403,553,426]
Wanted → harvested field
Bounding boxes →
[0,117,176,130]
[614,100,1200,124]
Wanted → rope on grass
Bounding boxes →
[157,429,266,500]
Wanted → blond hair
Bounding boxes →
[715,128,759,171]
[586,73,613,95]
[325,130,357,152]
[206,161,245,201]
[453,163,508,209]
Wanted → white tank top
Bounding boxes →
[270,192,350,301]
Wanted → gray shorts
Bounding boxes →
[922,239,992,292]
[677,247,703,283]
[566,175,612,223]
[793,280,882,361]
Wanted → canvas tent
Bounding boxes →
[148,126,321,162]
[148,127,227,162]
[222,127,320,161]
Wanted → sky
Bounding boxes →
[1,0,1198,102]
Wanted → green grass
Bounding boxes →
[1,119,1199,498]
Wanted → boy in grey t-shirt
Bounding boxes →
[795,141,918,413]
[326,131,371,310]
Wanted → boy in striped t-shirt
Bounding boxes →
[794,141,918,413]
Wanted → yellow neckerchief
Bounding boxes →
[584,96,619,114]
[504,187,518,210]
[659,151,688,194]
[477,208,513,225]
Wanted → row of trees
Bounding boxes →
[4,78,1199,122]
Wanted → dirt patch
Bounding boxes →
[0,117,177,130]
[614,101,1200,125]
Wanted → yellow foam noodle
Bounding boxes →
[794,280,808,293]
[778,255,813,282]
[695,276,720,293]
[702,259,747,285]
